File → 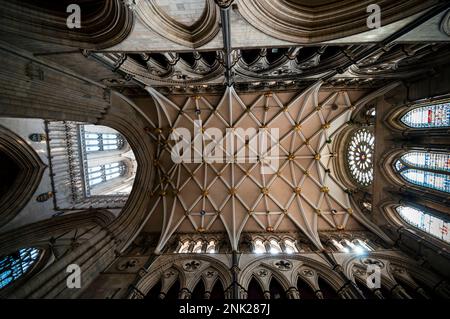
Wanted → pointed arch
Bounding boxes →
[210,279,225,300]
[269,277,286,299]
[247,277,265,299]
[165,279,181,300]
[0,124,46,228]
[145,279,162,300]
[191,279,206,300]
[318,276,339,299]
[296,276,317,299]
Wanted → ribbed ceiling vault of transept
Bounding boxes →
[142,83,394,252]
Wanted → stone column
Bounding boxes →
[286,287,300,299]
[179,288,191,299]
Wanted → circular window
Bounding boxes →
[346,128,375,186]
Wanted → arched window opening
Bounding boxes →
[83,130,125,153]
[192,240,203,253]
[400,102,450,128]
[46,121,137,208]
[178,241,190,253]
[346,128,375,186]
[210,280,225,299]
[247,277,265,299]
[400,152,450,172]
[145,280,162,300]
[331,238,371,254]
[393,276,426,299]
[330,239,347,252]
[165,280,180,300]
[269,239,282,254]
[394,151,450,193]
[253,239,266,254]
[191,280,206,299]
[355,278,378,299]
[284,239,298,254]
[340,239,357,253]
[0,248,41,289]
[366,108,376,117]
[353,239,373,252]
[0,151,20,200]
[398,169,449,193]
[79,124,136,197]
[87,161,127,188]
[396,206,449,243]
[362,202,372,211]
[297,277,316,299]
[269,278,286,299]
[318,277,339,299]
[206,240,216,254]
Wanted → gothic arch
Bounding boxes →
[237,0,436,44]
[132,254,232,298]
[132,0,220,48]
[380,148,449,198]
[0,124,46,228]
[188,265,228,294]
[239,259,292,293]
[342,252,447,295]
[380,201,449,248]
[0,209,115,256]
[384,96,450,132]
[0,209,115,298]
[1,0,134,50]
[290,256,344,293]
[0,245,52,296]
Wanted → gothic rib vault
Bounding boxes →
[143,83,391,252]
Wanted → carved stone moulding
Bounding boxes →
[133,0,220,48]
[441,9,450,36]
[237,0,438,44]
[1,0,134,49]
[0,125,46,228]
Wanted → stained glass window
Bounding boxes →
[346,128,375,186]
[400,152,450,172]
[84,132,125,152]
[206,240,216,254]
[192,241,203,253]
[395,151,450,193]
[401,169,449,193]
[401,103,450,128]
[269,240,282,254]
[0,248,40,289]
[87,162,126,187]
[284,239,298,254]
[396,206,450,243]
[178,241,190,253]
[85,162,127,195]
[253,240,266,254]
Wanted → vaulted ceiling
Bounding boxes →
[142,83,391,252]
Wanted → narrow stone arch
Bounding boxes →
[133,255,232,298]
[0,124,46,228]
[290,256,345,292]
[381,148,450,197]
[239,258,294,293]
